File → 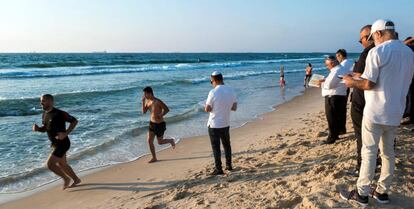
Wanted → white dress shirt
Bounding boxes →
[321,65,348,97]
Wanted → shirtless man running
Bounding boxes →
[141,86,175,163]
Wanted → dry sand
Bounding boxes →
[1,88,413,209]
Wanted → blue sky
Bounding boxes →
[0,0,413,53]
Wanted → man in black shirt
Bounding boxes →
[33,94,81,190]
[351,25,375,175]
[402,36,414,124]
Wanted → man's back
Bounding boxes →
[207,85,236,128]
[363,40,414,126]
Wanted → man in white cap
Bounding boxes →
[341,19,414,206]
[205,71,237,175]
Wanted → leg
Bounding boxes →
[147,131,157,163]
[334,96,347,134]
[58,155,81,187]
[325,97,338,141]
[220,127,232,168]
[376,125,397,194]
[156,136,176,149]
[46,154,71,190]
[208,127,223,171]
[351,103,363,171]
[341,94,348,133]
[357,118,382,196]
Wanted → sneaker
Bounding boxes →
[372,190,390,204]
[340,189,368,207]
[210,169,224,176]
[353,169,359,177]
[225,165,233,171]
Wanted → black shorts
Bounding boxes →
[149,121,166,137]
[305,74,312,79]
[51,139,70,158]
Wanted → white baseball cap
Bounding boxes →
[211,71,222,76]
[367,19,395,41]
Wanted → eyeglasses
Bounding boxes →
[359,35,369,44]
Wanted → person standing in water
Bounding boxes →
[141,86,175,163]
[279,66,286,88]
[304,63,313,88]
[32,94,81,190]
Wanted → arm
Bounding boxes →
[343,75,376,90]
[141,96,149,114]
[322,70,341,90]
[205,105,212,112]
[32,124,46,132]
[205,91,214,113]
[56,113,78,140]
[231,103,237,111]
[65,119,78,136]
[158,99,170,116]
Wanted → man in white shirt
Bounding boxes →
[336,49,353,134]
[336,49,354,74]
[341,19,414,206]
[205,71,237,175]
[319,56,348,144]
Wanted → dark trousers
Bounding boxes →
[351,103,363,170]
[404,78,414,120]
[208,126,232,171]
[325,95,347,141]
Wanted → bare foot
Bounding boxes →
[171,140,176,149]
[69,178,81,188]
[62,177,71,190]
[148,158,157,163]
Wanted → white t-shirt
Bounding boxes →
[321,65,348,97]
[362,40,414,126]
[340,59,354,74]
[206,85,237,128]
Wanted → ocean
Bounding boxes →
[0,53,358,193]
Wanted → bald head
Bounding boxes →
[40,94,54,111]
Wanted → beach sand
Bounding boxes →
[1,88,413,209]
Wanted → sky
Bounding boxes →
[0,0,413,53]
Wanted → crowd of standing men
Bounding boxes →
[316,19,414,206]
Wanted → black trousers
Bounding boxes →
[351,103,363,170]
[404,78,414,120]
[208,126,232,171]
[325,95,347,141]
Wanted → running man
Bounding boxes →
[304,63,313,88]
[32,94,81,190]
[141,86,175,163]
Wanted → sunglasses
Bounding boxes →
[359,35,369,44]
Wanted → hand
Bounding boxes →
[318,79,325,86]
[33,124,40,132]
[343,74,353,88]
[141,95,146,102]
[55,132,68,140]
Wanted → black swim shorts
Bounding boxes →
[51,139,71,158]
[149,121,167,137]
